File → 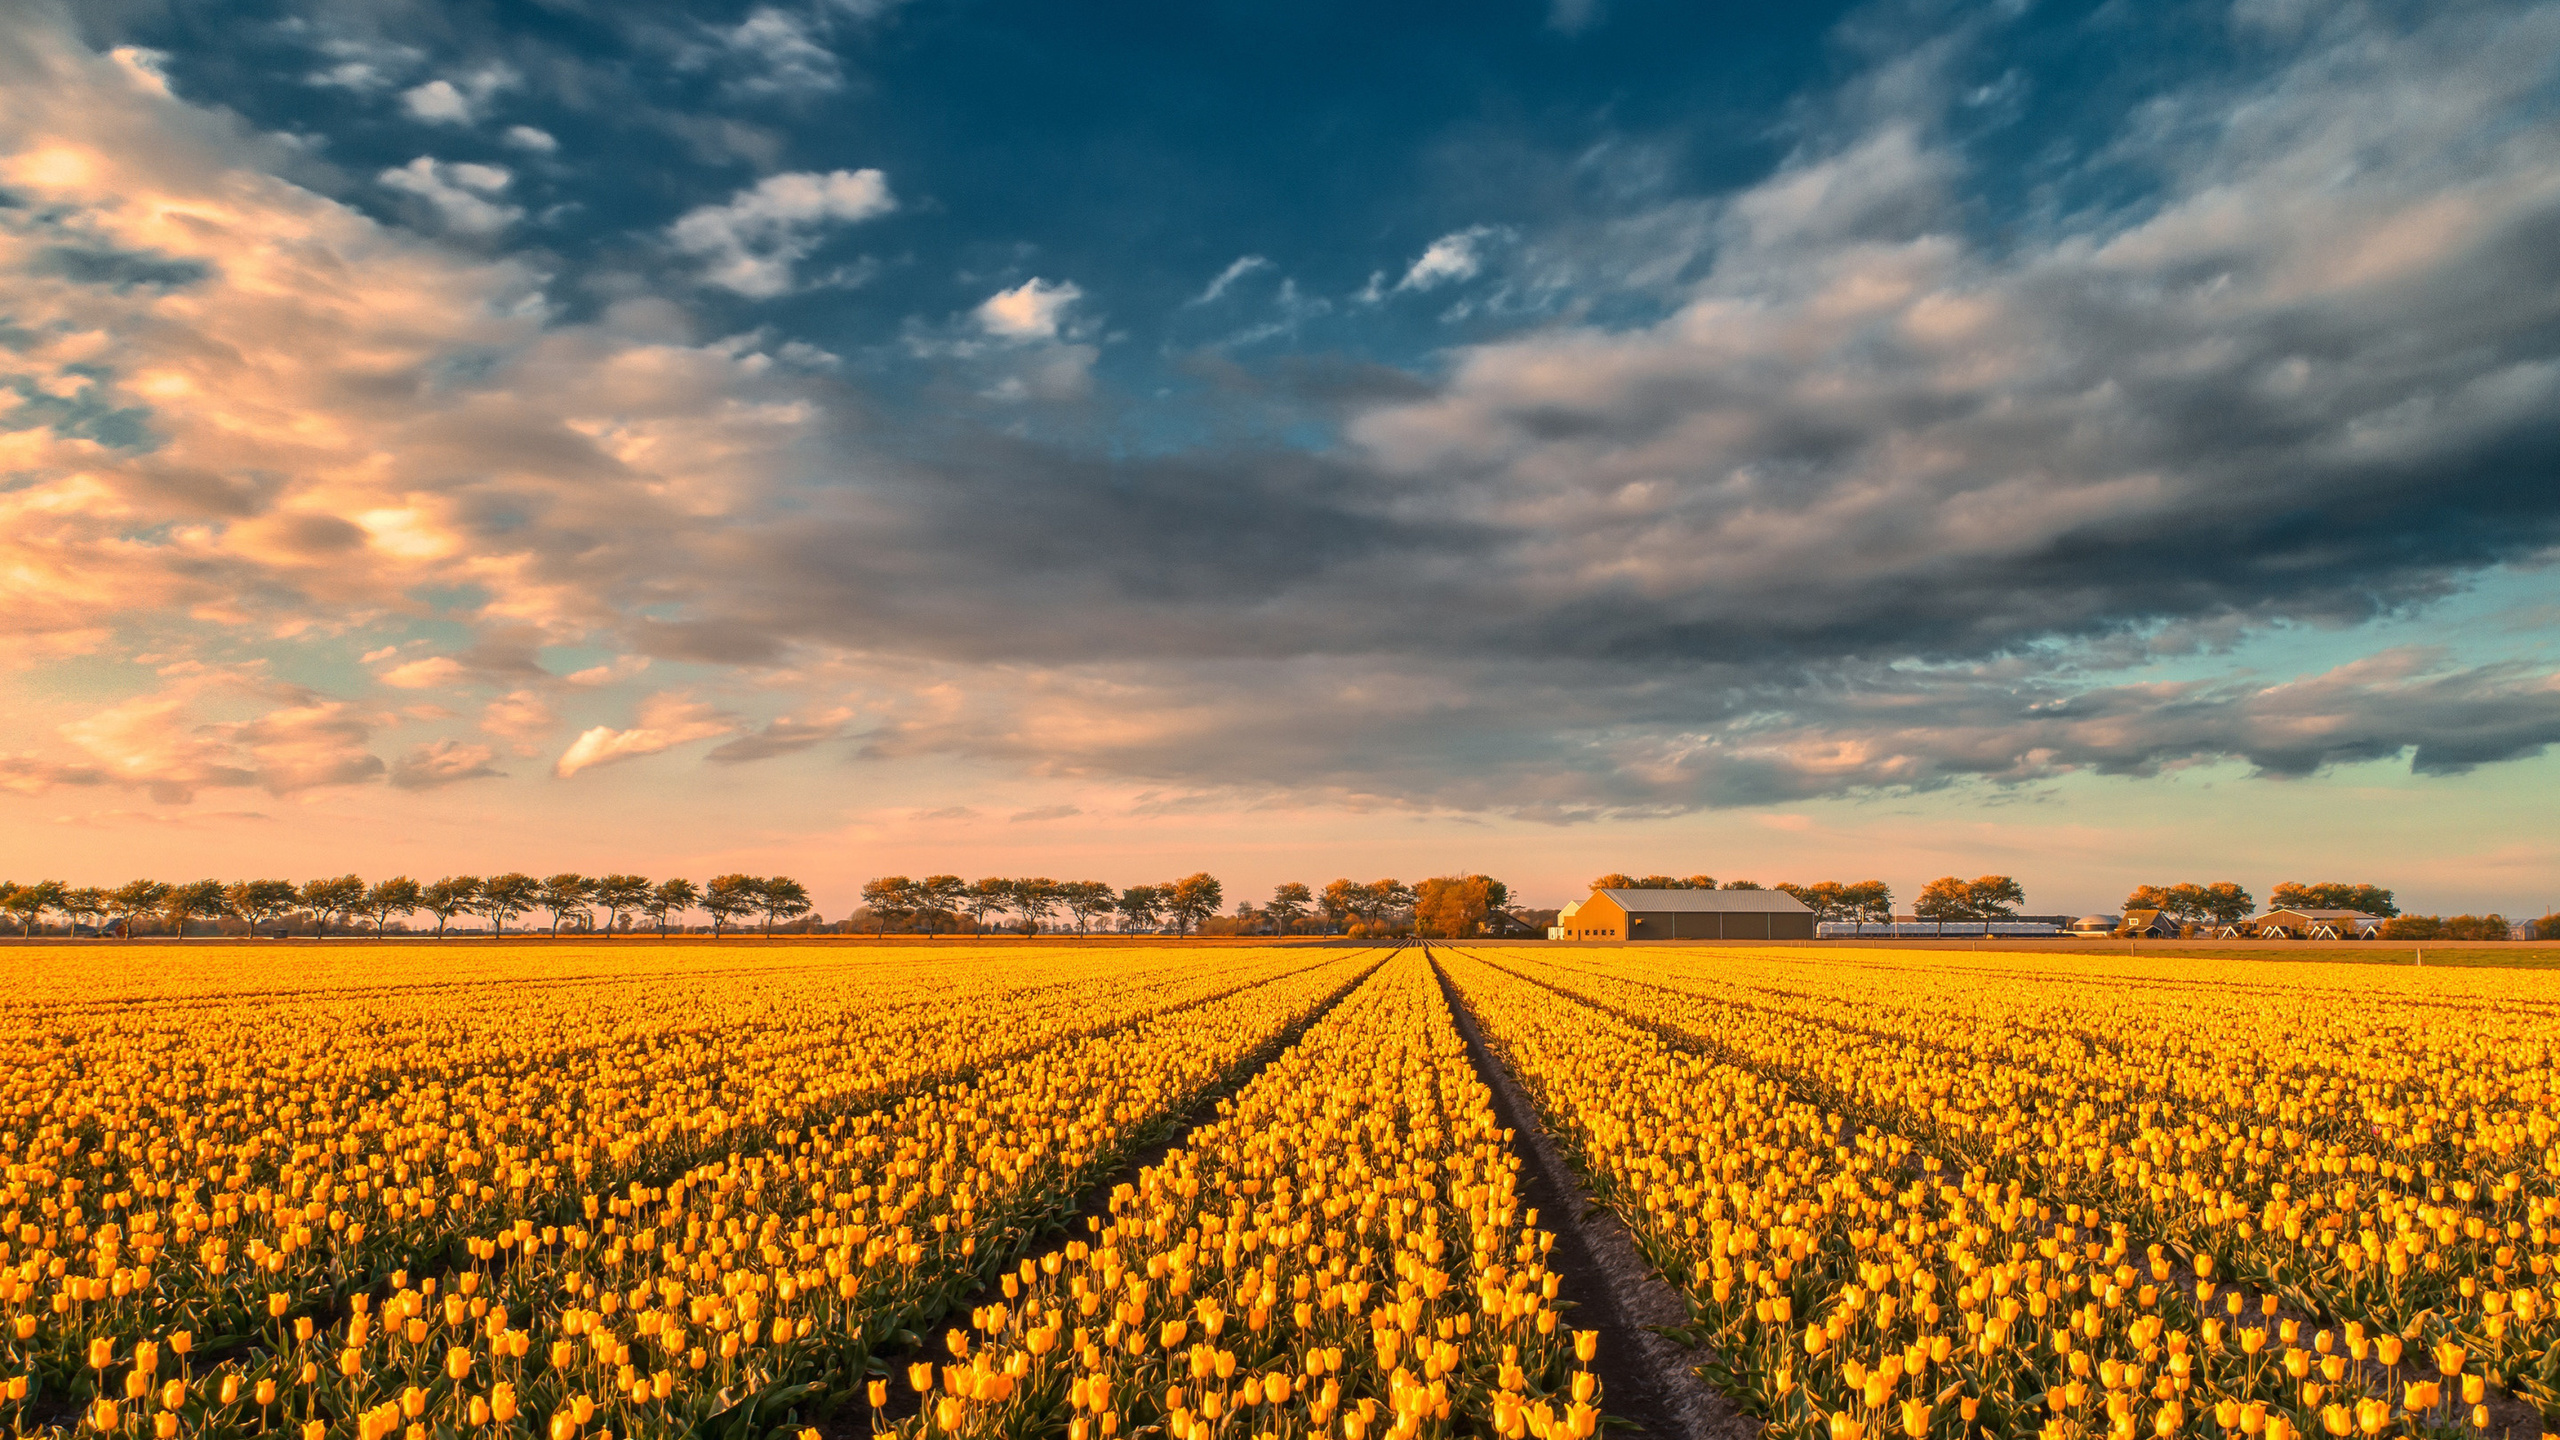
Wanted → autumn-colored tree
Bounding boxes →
[1165,873,1225,935]
[2271,881,2398,916]
[646,878,698,936]
[2,880,63,937]
[1266,882,1313,934]
[701,874,759,937]
[1361,879,1415,928]
[861,876,917,935]
[1413,876,1491,938]
[224,879,299,939]
[591,875,650,936]
[2198,882,2255,927]
[1011,878,1059,935]
[361,877,423,936]
[162,880,227,940]
[1836,880,1892,933]
[536,874,595,936]
[1776,882,1847,926]
[961,878,1011,936]
[1057,881,1116,935]
[108,879,171,939]
[479,874,539,938]
[421,876,482,937]
[1913,876,1972,935]
[60,886,107,936]
[1967,875,2025,921]
[917,876,967,936]
[756,876,813,935]
[1117,884,1164,932]
[299,874,366,936]
[1319,880,1362,932]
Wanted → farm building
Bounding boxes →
[2222,908,2386,939]
[2119,909,2182,938]
[1552,887,1816,941]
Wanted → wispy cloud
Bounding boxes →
[668,168,896,296]
[1189,254,1270,306]
[378,156,520,233]
[553,694,738,777]
[975,277,1082,339]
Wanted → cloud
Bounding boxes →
[703,707,855,763]
[52,678,386,805]
[480,692,558,753]
[564,654,651,686]
[502,125,558,154]
[668,168,896,296]
[399,66,516,125]
[1008,804,1082,822]
[975,277,1083,339]
[378,156,520,234]
[0,753,110,794]
[8,0,2560,826]
[553,693,738,777]
[380,656,469,689]
[1396,227,1496,291]
[1190,255,1271,306]
[388,738,503,789]
[720,8,843,96]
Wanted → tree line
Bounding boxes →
[850,874,1518,938]
[0,873,813,939]
[1588,873,1918,929]
[2120,879,2558,939]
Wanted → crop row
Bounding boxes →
[892,950,1591,1440]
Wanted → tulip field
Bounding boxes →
[3,941,2556,1440]
[1437,946,2560,1440]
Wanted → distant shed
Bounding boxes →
[1554,887,1815,941]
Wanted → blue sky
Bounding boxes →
[2,0,2557,915]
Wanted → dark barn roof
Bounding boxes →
[1594,888,1812,913]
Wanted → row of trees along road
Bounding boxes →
[851,874,1519,937]
[0,873,811,939]
[851,875,1214,936]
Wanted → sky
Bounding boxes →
[3,0,2559,918]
